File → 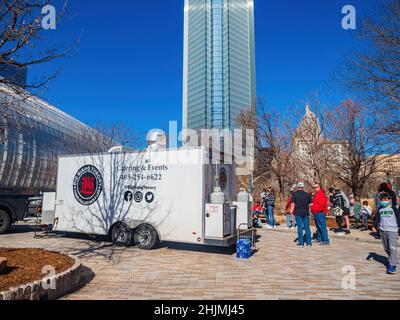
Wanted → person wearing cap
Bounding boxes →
[290,182,313,247]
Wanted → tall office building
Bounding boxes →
[182,0,256,131]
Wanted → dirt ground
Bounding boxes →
[0,248,74,292]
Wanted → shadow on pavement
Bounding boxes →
[7,226,258,257]
[366,252,389,267]
[159,241,236,255]
[34,231,110,242]
[77,265,96,288]
[8,224,36,234]
[62,265,96,299]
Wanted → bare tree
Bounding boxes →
[287,95,332,189]
[64,121,143,156]
[0,0,73,94]
[291,109,324,186]
[325,99,393,198]
[347,0,400,141]
[237,102,296,202]
[0,0,77,145]
[91,122,143,152]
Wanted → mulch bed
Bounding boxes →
[0,248,74,292]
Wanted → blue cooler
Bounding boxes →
[236,238,252,259]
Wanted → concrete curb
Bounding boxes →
[0,253,81,301]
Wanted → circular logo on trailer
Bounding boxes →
[219,167,228,191]
[124,191,133,202]
[145,192,155,204]
[73,165,103,206]
[134,191,144,203]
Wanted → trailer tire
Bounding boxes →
[111,223,133,247]
[0,210,11,235]
[134,224,159,250]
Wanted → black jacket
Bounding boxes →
[330,193,346,210]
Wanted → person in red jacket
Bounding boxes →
[252,201,263,228]
[310,182,330,246]
[253,201,263,214]
[285,184,297,229]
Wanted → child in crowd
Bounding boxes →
[252,201,263,228]
[361,201,372,231]
[374,193,400,275]
[350,197,362,229]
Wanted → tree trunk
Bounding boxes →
[352,184,363,200]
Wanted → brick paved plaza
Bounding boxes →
[0,224,399,300]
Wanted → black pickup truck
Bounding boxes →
[0,194,29,234]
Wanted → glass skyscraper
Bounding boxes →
[183,0,256,131]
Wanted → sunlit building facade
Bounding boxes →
[0,85,109,195]
[182,0,256,131]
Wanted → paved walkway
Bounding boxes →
[0,223,399,300]
[271,223,400,244]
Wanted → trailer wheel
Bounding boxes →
[111,223,133,247]
[134,224,159,250]
[0,210,11,235]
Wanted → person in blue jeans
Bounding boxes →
[295,215,312,246]
[314,215,323,242]
[314,213,329,244]
[285,184,297,229]
[311,183,330,245]
[261,190,270,227]
[290,182,313,247]
[266,188,276,228]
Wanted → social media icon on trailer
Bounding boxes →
[124,191,133,202]
[134,191,143,203]
[145,192,155,204]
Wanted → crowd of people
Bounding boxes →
[252,182,400,275]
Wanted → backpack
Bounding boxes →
[333,207,344,217]
[332,194,344,217]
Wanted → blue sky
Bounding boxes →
[32,0,375,136]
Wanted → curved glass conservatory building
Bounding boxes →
[0,85,109,195]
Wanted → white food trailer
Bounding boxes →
[43,133,254,250]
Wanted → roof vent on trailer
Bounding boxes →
[108,146,135,153]
[146,129,167,152]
